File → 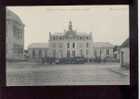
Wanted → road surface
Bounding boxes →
[7,62,129,86]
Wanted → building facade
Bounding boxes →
[94,42,114,61]
[6,9,25,61]
[28,43,48,62]
[120,38,129,69]
[47,21,94,61]
[27,21,117,63]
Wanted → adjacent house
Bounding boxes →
[113,46,120,61]
[94,42,114,61]
[28,43,48,62]
[120,38,129,69]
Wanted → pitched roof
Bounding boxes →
[50,31,90,37]
[6,9,24,25]
[51,32,65,36]
[76,32,91,36]
[94,42,114,48]
[120,38,129,48]
[28,43,48,49]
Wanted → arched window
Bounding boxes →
[106,49,109,55]
[73,42,75,48]
[67,43,70,48]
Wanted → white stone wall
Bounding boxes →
[94,47,114,59]
[120,48,130,67]
[48,39,94,59]
[6,20,14,60]
[28,48,48,60]
[6,19,24,61]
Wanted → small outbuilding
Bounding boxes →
[94,42,114,62]
[120,38,129,69]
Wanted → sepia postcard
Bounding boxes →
[6,5,130,86]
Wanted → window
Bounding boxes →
[73,43,75,48]
[80,49,83,57]
[13,44,23,55]
[72,50,75,57]
[62,36,64,40]
[39,50,42,57]
[67,43,70,48]
[56,36,58,40]
[114,54,117,58]
[100,48,102,57]
[32,49,35,57]
[60,36,63,40]
[106,49,109,55]
[86,43,89,48]
[13,25,22,40]
[86,49,88,55]
[53,49,56,57]
[20,47,23,54]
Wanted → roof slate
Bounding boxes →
[94,42,114,48]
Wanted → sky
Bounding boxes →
[7,5,129,49]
